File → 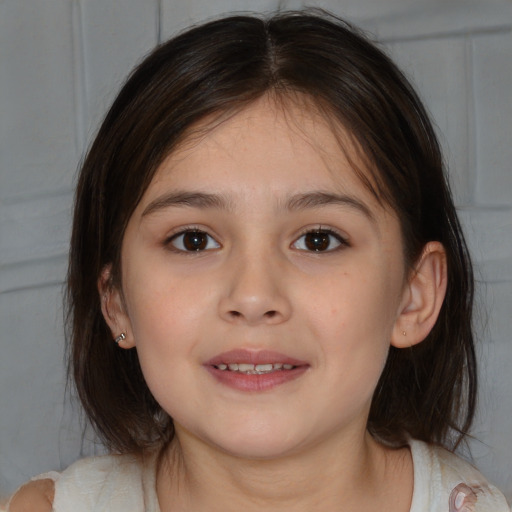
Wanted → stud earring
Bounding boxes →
[114,333,126,345]
[402,330,407,336]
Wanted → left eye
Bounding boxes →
[292,230,345,252]
[169,230,220,252]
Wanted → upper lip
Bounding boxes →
[205,349,308,367]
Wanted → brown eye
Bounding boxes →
[292,230,345,252]
[305,232,330,251]
[170,230,220,252]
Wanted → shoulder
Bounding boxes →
[7,451,158,512]
[7,478,55,512]
[56,451,143,483]
[410,440,511,512]
[53,452,149,511]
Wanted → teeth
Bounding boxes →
[255,364,273,372]
[215,362,296,373]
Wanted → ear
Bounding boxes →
[391,241,447,349]
[98,265,135,349]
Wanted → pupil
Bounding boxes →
[183,231,207,251]
[305,232,329,251]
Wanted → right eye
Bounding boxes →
[292,228,347,253]
[168,230,220,252]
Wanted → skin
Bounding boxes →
[6,478,54,512]
[100,96,447,512]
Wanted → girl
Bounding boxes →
[7,10,510,512]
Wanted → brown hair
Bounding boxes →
[67,10,476,453]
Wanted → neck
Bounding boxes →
[156,428,412,512]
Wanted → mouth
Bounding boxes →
[214,362,296,374]
[204,349,309,391]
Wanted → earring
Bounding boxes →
[402,330,407,336]
[114,333,126,345]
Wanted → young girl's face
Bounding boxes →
[114,96,409,459]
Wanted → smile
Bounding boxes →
[205,350,308,391]
[215,363,295,374]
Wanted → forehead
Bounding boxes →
[126,96,405,259]
[144,95,381,207]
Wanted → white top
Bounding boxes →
[6,440,511,511]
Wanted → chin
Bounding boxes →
[218,439,303,460]
[203,421,312,461]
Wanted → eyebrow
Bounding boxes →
[285,192,375,222]
[142,191,234,217]
[141,190,375,223]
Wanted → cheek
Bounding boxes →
[312,269,400,333]
[309,266,402,374]
[122,277,204,414]
[123,256,210,338]
[121,267,220,401]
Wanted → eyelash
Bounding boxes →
[165,226,220,253]
[164,226,349,254]
[292,227,349,253]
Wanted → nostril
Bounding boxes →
[227,310,278,320]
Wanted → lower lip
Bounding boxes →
[204,366,308,392]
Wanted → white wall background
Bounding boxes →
[1,0,511,502]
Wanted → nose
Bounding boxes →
[218,249,292,326]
